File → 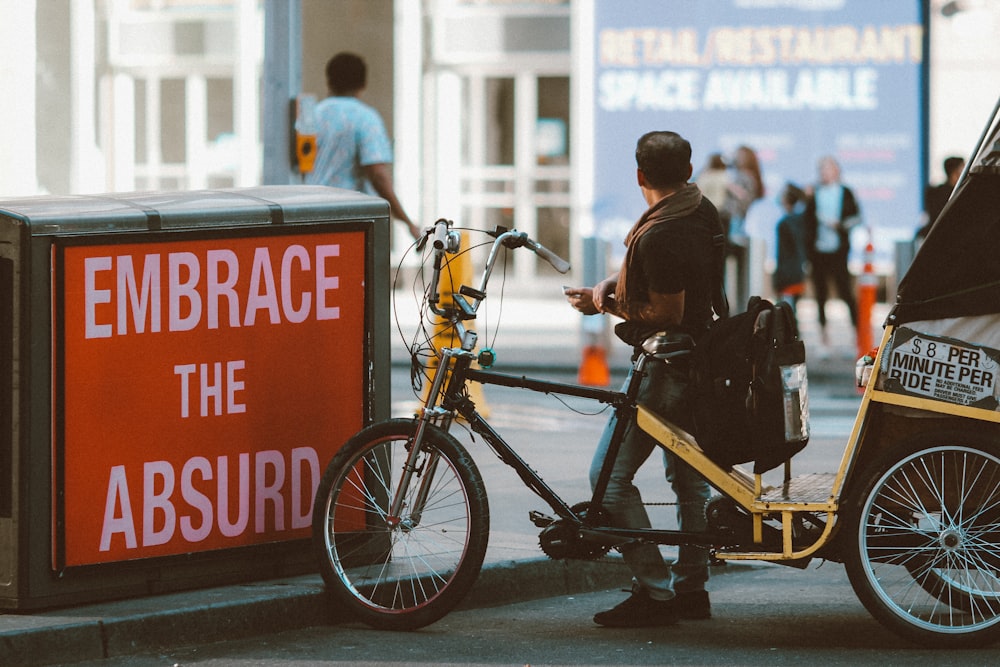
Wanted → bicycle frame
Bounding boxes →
[395,219,838,559]
[417,346,738,549]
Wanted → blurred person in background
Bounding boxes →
[804,155,860,349]
[773,183,808,319]
[696,153,729,213]
[723,146,764,250]
[721,146,764,308]
[307,52,420,240]
[916,155,965,241]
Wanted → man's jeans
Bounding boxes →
[589,359,710,601]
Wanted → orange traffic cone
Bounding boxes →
[578,345,610,386]
[856,240,876,359]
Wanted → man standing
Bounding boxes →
[565,131,725,627]
[307,52,420,240]
[804,155,861,348]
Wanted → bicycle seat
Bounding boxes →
[641,331,695,360]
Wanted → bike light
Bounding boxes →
[478,348,496,368]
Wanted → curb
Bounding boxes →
[1,556,753,665]
[0,558,619,665]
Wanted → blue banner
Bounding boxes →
[592,0,925,266]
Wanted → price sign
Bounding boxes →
[885,328,1000,410]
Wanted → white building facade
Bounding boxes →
[2,0,998,292]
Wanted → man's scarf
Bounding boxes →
[614,182,703,314]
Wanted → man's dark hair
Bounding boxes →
[635,131,692,188]
[943,156,964,177]
[782,182,806,208]
[326,52,367,95]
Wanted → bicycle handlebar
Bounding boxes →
[524,237,571,274]
[432,220,450,250]
[422,219,571,325]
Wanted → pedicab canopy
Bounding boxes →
[889,118,1000,326]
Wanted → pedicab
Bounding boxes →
[838,97,1000,647]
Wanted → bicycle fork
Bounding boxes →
[386,348,460,528]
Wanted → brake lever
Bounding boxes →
[415,226,432,252]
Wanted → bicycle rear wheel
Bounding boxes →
[844,430,1000,647]
[312,418,490,630]
[908,561,1000,616]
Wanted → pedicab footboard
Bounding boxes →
[637,405,838,561]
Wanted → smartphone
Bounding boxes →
[562,285,573,295]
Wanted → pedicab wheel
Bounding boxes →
[843,430,1000,648]
[311,418,490,630]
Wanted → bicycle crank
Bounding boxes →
[537,502,612,560]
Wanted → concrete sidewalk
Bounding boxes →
[0,293,883,666]
[0,558,638,666]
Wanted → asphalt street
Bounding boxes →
[66,561,996,666]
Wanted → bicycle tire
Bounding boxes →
[312,418,490,630]
[843,429,1000,648]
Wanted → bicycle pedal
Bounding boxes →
[529,511,555,528]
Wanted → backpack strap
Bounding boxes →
[711,232,730,319]
[773,299,800,340]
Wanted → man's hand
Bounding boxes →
[592,277,618,313]
[564,286,600,315]
[566,276,620,317]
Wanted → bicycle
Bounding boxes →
[312,211,1000,647]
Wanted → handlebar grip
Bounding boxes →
[529,239,571,274]
[432,220,450,250]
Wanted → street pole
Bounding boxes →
[261,0,301,185]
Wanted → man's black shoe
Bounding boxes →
[675,590,711,620]
[593,587,678,627]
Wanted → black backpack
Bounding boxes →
[691,296,810,473]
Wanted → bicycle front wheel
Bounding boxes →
[844,430,1000,648]
[312,419,490,630]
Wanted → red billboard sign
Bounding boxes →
[54,230,366,567]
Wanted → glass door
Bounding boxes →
[446,70,571,289]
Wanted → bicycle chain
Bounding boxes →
[643,501,703,507]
